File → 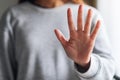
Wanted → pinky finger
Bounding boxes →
[90,20,101,40]
[54,29,67,46]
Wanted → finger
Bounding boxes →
[67,8,76,33]
[84,9,92,34]
[90,20,101,40]
[54,29,67,46]
[77,5,83,31]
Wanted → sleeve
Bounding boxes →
[0,9,17,80]
[74,10,116,80]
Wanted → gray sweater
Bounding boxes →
[0,2,115,80]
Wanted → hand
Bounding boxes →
[54,5,100,67]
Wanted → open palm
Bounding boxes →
[54,5,100,67]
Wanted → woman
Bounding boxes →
[0,0,115,80]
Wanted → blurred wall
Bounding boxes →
[97,0,120,75]
[0,0,17,18]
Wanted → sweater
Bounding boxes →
[0,1,115,80]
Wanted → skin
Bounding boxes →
[35,0,65,8]
[35,0,84,8]
[35,0,101,69]
[54,5,100,68]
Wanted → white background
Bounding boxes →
[0,0,120,75]
[97,0,120,75]
[0,0,17,17]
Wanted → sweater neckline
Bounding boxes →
[25,1,78,12]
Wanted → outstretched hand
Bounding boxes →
[54,5,100,67]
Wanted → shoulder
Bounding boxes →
[67,3,102,19]
[67,3,103,24]
[0,2,33,28]
[83,4,103,21]
[82,5,104,27]
[1,2,34,19]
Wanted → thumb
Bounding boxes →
[54,29,67,46]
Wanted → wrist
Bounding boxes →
[75,59,91,73]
